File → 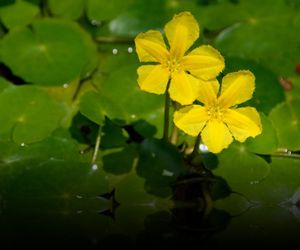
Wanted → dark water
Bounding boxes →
[1,193,300,249]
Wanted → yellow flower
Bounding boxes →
[173,70,262,153]
[134,11,225,105]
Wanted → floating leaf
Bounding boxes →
[0,77,12,92]
[108,0,168,37]
[214,142,271,191]
[0,19,96,85]
[79,91,126,126]
[101,118,128,149]
[269,99,300,151]
[0,0,39,29]
[48,0,85,20]
[245,113,278,154]
[0,86,64,144]
[102,145,137,175]
[87,0,131,22]
[215,0,300,76]
[136,138,185,197]
[92,53,165,136]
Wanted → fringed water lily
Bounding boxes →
[134,11,225,105]
[174,70,262,153]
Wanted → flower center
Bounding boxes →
[165,58,181,73]
[206,103,225,121]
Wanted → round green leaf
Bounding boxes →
[215,156,300,207]
[136,138,185,197]
[0,19,96,85]
[48,0,85,20]
[215,0,300,76]
[214,143,271,190]
[93,52,165,136]
[0,77,12,92]
[79,91,126,126]
[87,0,130,22]
[102,145,137,175]
[108,0,168,37]
[269,99,300,151]
[0,86,64,144]
[101,118,128,149]
[0,0,39,29]
[245,113,278,154]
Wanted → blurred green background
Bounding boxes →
[0,0,300,248]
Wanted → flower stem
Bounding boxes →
[170,102,180,145]
[271,151,300,159]
[91,126,102,164]
[170,125,178,145]
[191,133,201,158]
[163,80,171,141]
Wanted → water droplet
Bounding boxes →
[127,47,133,53]
[112,48,118,55]
[250,181,254,185]
[63,83,69,88]
[162,169,174,177]
[199,143,209,153]
[20,143,25,147]
[91,164,98,171]
[91,19,102,27]
[76,195,83,199]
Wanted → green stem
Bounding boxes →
[191,133,201,158]
[271,152,300,159]
[170,125,178,145]
[170,102,180,145]
[91,126,102,164]
[163,80,171,141]
[94,36,134,44]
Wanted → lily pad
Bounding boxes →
[108,0,168,37]
[0,19,97,85]
[136,138,185,197]
[92,52,165,136]
[102,145,137,175]
[0,0,39,29]
[0,85,64,144]
[215,0,300,76]
[0,77,12,92]
[269,99,300,151]
[79,90,126,126]
[48,0,85,20]
[245,113,278,155]
[87,0,131,22]
[214,142,271,191]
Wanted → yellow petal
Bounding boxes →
[164,11,199,59]
[173,105,209,137]
[197,78,219,106]
[182,45,225,80]
[137,65,170,94]
[223,107,262,142]
[201,120,233,153]
[218,70,255,108]
[135,30,169,63]
[169,71,200,105]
